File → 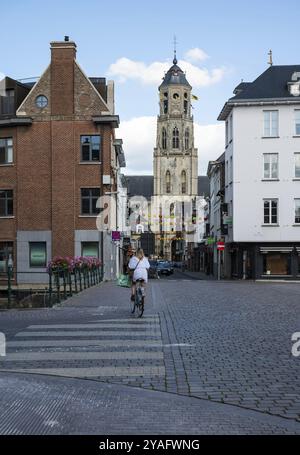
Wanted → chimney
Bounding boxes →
[50,39,77,115]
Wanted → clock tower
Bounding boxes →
[153,53,198,259]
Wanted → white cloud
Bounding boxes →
[184,48,209,63]
[119,116,157,174]
[120,116,224,175]
[107,57,226,88]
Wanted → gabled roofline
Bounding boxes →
[16,64,51,116]
[218,97,300,120]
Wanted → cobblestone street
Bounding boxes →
[0,273,299,434]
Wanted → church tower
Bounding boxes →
[154,53,198,197]
[153,52,198,259]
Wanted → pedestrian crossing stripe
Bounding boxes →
[0,366,166,377]
[16,331,161,338]
[1,313,166,380]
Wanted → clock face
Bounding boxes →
[173,93,180,100]
[35,95,48,108]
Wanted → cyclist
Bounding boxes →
[128,248,150,302]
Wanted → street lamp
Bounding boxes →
[7,254,13,308]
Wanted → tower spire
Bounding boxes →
[268,49,273,66]
[173,35,177,65]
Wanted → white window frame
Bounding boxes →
[0,137,13,165]
[294,153,300,179]
[295,110,300,136]
[263,110,279,137]
[263,198,278,225]
[295,199,300,224]
[263,153,279,179]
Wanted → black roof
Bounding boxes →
[218,65,300,120]
[159,57,191,89]
[125,175,209,199]
[231,65,300,101]
[125,176,154,200]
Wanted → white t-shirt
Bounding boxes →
[128,256,150,283]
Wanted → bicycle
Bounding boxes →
[130,278,145,318]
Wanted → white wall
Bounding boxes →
[232,104,300,242]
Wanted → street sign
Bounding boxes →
[217,241,225,251]
[111,231,121,241]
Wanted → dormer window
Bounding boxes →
[288,72,300,96]
[289,83,300,97]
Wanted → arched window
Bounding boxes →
[170,203,175,232]
[162,128,167,150]
[166,170,171,193]
[172,127,179,149]
[163,92,168,114]
[184,129,189,150]
[181,170,187,194]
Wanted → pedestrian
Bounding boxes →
[128,248,150,301]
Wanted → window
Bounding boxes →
[0,89,14,115]
[295,153,300,178]
[225,121,228,145]
[166,171,171,194]
[181,170,187,194]
[264,199,278,224]
[0,190,13,216]
[263,110,279,137]
[229,115,233,142]
[263,253,291,275]
[35,95,48,109]
[295,110,300,135]
[0,242,13,273]
[184,129,189,149]
[163,92,168,114]
[162,128,167,150]
[295,199,300,224]
[81,242,99,258]
[230,156,233,182]
[81,188,101,215]
[81,136,101,162]
[29,242,46,268]
[184,100,188,115]
[172,127,179,149]
[263,153,278,179]
[0,138,13,164]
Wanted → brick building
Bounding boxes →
[0,38,125,284]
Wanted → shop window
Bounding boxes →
[263,253,291,275]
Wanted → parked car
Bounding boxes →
[166,261,174,274]
[148,260,159,279]
[157,261,172,276]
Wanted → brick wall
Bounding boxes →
[0,40,117,280]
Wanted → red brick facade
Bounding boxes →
[0,39,119,283]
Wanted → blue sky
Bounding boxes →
[1,0,300,173]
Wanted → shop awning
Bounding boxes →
[260,246,294,254]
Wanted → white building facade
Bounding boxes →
[218,65,300,279]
